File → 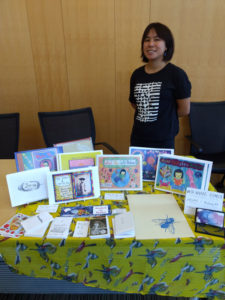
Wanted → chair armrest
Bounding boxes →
[185,135,203,154]
[94,142,119,154]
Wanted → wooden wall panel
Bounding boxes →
[62,0,116,150]
[150,0,225,154]
[115,0,150,153]
[26,0,70,111]
[0,0,41,150]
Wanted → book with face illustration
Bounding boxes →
[6,167,49,207]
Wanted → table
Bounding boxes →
[0,159,225,298]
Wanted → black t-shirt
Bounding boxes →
[129,63,191,143]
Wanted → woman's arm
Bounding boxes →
[130,102,136,110]
[176,98,190,117]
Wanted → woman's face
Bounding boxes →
[143,28,167,62]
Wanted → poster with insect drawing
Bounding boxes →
[6,167,49,207]
[129,146,174,181]
[127,194,194,239]
[47,166,100,205]
[15,147,63,172]
[155,154,212,195]
[97,155,142,191]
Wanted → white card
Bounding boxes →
[185,188,224,211]
[6,167,49,207]
[93,205,109,215]
[46,217,73,239]
[73,221,89,237]
[36,205,59,213]
[104,193,125,200]
[21,212,53,232]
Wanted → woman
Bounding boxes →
[129,22,191,149]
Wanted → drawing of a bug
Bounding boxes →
[152,216,176,234]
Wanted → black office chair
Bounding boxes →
[0,113,19,158]
[186,101,225,189]
[38,107,119,154]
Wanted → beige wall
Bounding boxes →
[0,0,225,154]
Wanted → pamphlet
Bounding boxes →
[46,217,73,239]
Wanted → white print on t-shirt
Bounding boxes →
[134,82,162,122]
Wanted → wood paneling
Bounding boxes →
[0,0,41,150]
[62,0,116,149]
[0,0,224,154]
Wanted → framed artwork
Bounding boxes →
[129,146,174,181]
[57,150,103,171]
[6,167,49,207]
[15,147,63,172]
[155,154,212,195]
[97,155,142,191]
[195,208,225,238]
[47,166,100,204]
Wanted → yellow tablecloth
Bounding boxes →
[0,180,225,299]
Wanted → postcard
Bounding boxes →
[0,213,28,238]
[195,208,225,238]
[57,150,103,171]
[97,155,142,191]
[47,166,100,205]
[155,154,212,195]
[89,216,110,239]
[6,167,49,207]
[129,146,174,181]
[15,147,63,172]
[54,137,94,153]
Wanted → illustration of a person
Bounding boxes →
[159,165,171,187]
[172,169,185,191]
[112,168,130,187]
[77,177,87,196]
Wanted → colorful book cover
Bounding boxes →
[60,205,111,217]
[15,147,63,172]
[97,155,142,191]
[155,154,212,195]
[129,146,174,181]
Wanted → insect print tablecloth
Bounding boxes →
[0,182,225,299]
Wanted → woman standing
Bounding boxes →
[129,22,191,149]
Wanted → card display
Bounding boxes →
[47,166,100,205]
[129,146,174,181]
[15,147,63,172]
[97,155,142,191]
[155,154,212,195]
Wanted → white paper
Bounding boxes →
[93,205,109,215]
[185,188,224,211]
[6,167,49,207]
[21,212,53,233]
[24,221,52,238]
[113,211,135,239]
[73,221,89,237]
[104,193,125,201]
[36,205,59,213]
[46,217,73,239]
[112,208,127,215]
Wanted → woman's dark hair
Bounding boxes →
[141,22,174,62]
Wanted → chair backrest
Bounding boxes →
[38,107,96,147]
[0,113,19,158]
[189,101,225,155]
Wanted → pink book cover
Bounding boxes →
[69,158,95,169]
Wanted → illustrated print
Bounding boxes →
[159,165,172,187]
[134,82,162,122]
[196,209,224,228]
[18,181,40,192]
[111,168,130,188]
[171,169,185,191]
[74,171,94,198]
[53,174,74,201]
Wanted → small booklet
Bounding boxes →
[113,211,135,239]
[46,217,73,239]
[21,212,54,238]
[73,221,89,238]
[89,216,110,239]
[60,205,111,218]
[0,213,29,238]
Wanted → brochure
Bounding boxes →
[129,146,174,181]
[155,154,212,195]
[97,154,143,191]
